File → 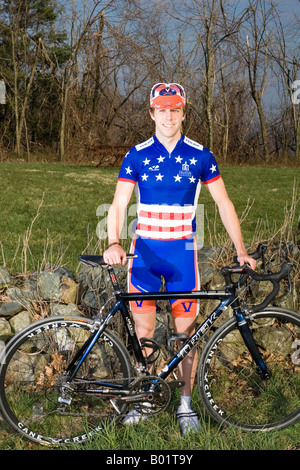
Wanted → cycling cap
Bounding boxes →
[150,83,186,109]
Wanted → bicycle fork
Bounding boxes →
[234,309,271,380]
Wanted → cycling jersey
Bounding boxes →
[118,134,221,316]
[118,134,221,240]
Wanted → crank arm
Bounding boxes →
[117,392,150,404]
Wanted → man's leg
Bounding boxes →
[173,315,200,435]
[123,310,156,424]
[173,315,197,396]
[131,310,157,360]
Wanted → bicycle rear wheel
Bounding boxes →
[0,316,133,447]
[197,307,300,432]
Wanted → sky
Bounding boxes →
[228,0,300,22]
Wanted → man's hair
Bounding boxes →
[149,106,186,115]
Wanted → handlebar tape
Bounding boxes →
[221,262,293,312]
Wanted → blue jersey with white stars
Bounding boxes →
[118,134,221,240]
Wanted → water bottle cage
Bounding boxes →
[140,337,161,365]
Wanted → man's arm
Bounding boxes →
[205,177,256,269]
[103,180,135,265]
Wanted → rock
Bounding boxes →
[198,246,220,285]
[0,243,297,349]
[0,266,12,288]
[55,266,75,280]
[199,263,216,285]
[60,276,78,304]
[6,287,34,310]
[4,351,47,384]
[254,325,294,356]
[275,292,298,311]
[217,329,247,361]
[77,266,108,309]
[0,301,23,317]
[9,310,32,334]
[37,271,61,300]
[37,270,78,304]
[154,312,169,348]
[0,317,12,341]
[50,302,82,316]
[80,289,103,310]
[209,272,225,289]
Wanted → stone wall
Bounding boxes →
[0,244,299,343]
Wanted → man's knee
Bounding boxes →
[132,311,156,339]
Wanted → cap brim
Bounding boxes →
[151,95,185,109]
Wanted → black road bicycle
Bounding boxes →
[0,244,299,447]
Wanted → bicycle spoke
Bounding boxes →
[198,309,300,431]
[0,317,132,446]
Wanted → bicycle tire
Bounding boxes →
[197,307,300,432]
[0,316,133,447]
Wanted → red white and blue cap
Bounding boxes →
[150,83,186,109]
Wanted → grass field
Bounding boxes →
[0,162,299,273]
[1,388,299,451]
[0,162,299,451]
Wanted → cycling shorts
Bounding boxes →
[128,235,200,317]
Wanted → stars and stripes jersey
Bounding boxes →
[118,134,221,240]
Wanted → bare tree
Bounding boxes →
[236,0,276,162]
[5,2,46,156]
[171,0,248,154]
[57,0,116,161]
[1,0,299,164]
[269,5,300,162]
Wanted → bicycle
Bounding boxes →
[0,243,299,447]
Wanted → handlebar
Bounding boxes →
[232,242,268,264]
[221,243,294,312]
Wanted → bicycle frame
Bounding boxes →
[122,289,233,381]
[65,263,271,387]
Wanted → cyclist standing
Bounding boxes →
[103,83,256,435]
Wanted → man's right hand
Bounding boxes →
[103,243,127,265]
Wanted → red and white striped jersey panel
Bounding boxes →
[136,203,194,239]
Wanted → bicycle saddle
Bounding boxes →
[78,254,137,266]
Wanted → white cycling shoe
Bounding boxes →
[123,402,201,436]
[176,409,201,436]
[123,402,153,425]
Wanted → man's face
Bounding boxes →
[150,108,185,141]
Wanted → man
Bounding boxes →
[103,83,256,435]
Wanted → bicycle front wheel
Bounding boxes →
[197,307,300,432]
[0,316,133,447]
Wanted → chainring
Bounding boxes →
[129,375,171,416]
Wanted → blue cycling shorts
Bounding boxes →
[128,235,200,317]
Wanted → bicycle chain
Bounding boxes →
[128,375,172,416]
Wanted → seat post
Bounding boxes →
[106,265,122,292]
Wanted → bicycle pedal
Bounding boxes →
[58,396,72,406]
